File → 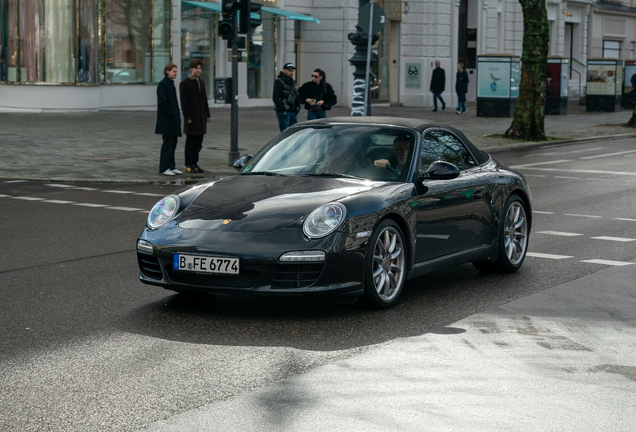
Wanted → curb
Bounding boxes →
[485,131,636,154]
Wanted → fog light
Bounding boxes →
[137,239,153,254]
[279,251,325,262]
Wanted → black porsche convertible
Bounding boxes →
[137,117,531,308]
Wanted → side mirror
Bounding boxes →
[233,154,253,171]
[420,161,460,180]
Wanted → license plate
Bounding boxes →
[173,254,240,275]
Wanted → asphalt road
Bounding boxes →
[1,137,635,431]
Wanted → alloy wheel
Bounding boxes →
[371,226,405,302]
[503,201,528,266]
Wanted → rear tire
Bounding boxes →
[473,194,529,273]
[363,219,407,309]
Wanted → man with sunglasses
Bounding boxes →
[272,63,301,131]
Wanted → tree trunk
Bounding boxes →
[505,0,550,141]
[625,104,636,128]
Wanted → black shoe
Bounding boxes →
[194,165,205,173]
[442,103,446,110]
[432,109,438,112]
[185,166,197,173]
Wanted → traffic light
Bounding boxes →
[239,0,262,34]
[218,0,240,40]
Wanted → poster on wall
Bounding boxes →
[625,62,636,95]
[405,63,421,89]
[477,59,511,98]
[586,62,617,96]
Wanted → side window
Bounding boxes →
[421,130,476,171]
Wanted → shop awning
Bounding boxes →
[181,1,319,23]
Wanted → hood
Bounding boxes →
[176,175,381,233]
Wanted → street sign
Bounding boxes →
[358,3,386,35]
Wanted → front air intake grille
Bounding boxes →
[272,263,324,289]
[138,254,163,280]
[166,268,260,288]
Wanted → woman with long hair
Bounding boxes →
[298,68,337,120]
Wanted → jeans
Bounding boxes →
[457,101,466,112]
[433,93,445,110]
[184,134,204,167]
[276,112,298,131]
[159,135,178,173]
[307,110,327,120]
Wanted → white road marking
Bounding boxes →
[3,180,28,183]
[42,200,76,204]
[73,203,109,208]
[46,184,75,188]
[73,187,99,191]
[590,236,636,242]
[580,259,634,267]
[510,159,573,169]
[579,149,636,160]
[527,252,573,259]
[535,231,584,237]
[101,190,136,194]
[554,176,579,179]
[532,211,555,214]
[136,192,165,197]
[514,167,636,176]
[523,148,602,157]
[563,214,602,218]
[614,218,636,222]
[0,194,9,198]
[105,206,145,212]
[524,174,547,178]
[11,196,44,201]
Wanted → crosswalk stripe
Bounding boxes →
[73,203,109,207]
[580,259,634,266]
[532,211,554,214]
[46,184,74,188]
[42,200,76,204]
[527,252,573,260]
[101,190,136,194]
[536,231,584,237]
[12,196,44,201]
[564,214,602,218]
[105,206,145,212]
[590,236,636,242]
[614,218,636,222]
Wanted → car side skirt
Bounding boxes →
[407,245,497,279]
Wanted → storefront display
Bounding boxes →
[586,58,622,112]
[546,57,568,115]
[476,54,520,118]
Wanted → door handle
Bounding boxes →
[472,190,483,200]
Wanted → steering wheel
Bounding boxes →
[384,164,399,177]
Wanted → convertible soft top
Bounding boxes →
[305,116,490,166]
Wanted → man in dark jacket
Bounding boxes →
[156,63,182,176]
[430,61,446,112]
[455,62,469,114]
[272,63,300,131]
[179,58,211,173]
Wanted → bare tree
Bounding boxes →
[505,0,550,141]
[625,105,636,128]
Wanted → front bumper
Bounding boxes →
[137,227,368,301]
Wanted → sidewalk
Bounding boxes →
[138,263,636,431]
[0,102,634,183]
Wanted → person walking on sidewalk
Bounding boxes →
[298,68,337,120]
[179,58,211,173]
[455,63,469,114]
[430,61,446,112]
[156,63,183,176]
[272,63,300,131]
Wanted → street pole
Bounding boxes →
[363,0,375,116]
[228,12,240,166]
[348,0,378,116]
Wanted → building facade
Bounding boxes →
[1,0,635,112]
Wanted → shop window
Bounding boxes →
[603,40,622,59]
[247,13,276,99]
[180,5,216,85]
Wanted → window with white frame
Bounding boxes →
[603,40,622,59]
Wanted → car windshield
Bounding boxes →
[241,125,416,181]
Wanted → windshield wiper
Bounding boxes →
[303,172,360,179]
[241,171,286,176]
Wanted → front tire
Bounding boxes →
[363,219,407,309]
[474,194,529,273]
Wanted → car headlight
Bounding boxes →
[303,203,347,239]
[147,195,180,229]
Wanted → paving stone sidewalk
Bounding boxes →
[0,102,634,183]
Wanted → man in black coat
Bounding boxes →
[156,63,182,176]
[179,58,211,174]
[272,63,301,131]
[430,61,446,112]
